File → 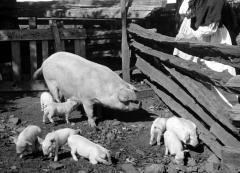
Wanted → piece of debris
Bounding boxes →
[144,164,165,173]
[121,163,139,173]
[205,154,220,173]
[49,162,64,170]
[112,120,121,126]
[8,117,20,125]
[136,149,145,156]
[187,158,197,167]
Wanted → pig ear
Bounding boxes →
[118,88,129,102]
[25,141,32,146]
[10,136,18,144]
[37,137,43,145]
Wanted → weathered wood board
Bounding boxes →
[136,56,240,148]
[17,0,168,18]
[128,23,240,67]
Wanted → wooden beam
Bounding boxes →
[50,20,62,51]
[0,28,86,41]
[136,56,240,148]
[128,23,240,67]
[42,40,48,62]
[144,79,223,159]
[11,42,21,81]
[121,0,130,82]
[131,41,232,86]
[164,66,238,134]
[29,17,38,80]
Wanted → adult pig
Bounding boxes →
[33,52,141,127]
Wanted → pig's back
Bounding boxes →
[42,52,124,98]
[19,125,41,143]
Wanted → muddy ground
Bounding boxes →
[0,89,213,173]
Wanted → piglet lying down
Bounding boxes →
[68,135,112,165]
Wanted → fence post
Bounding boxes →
[29,17,38,80]
[50,20,62,52]
[121,0,130,82]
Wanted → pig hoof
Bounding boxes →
[88,120,96,128]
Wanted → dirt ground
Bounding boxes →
[0,90,212,173]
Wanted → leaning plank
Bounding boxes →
[164,66,239,134]
[144,79,223,158]
[11,42,21,81]
[136,56,240,148]
[132,41,232,86]
[128,23,240,67]
[0,28,86,41]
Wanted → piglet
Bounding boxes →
[38,128,81,162]
[68,134,112,165]
[164,130,188,165]
[11,125,42,158]
[43,98,79,124]
[40,92,54,112]
[149,117,167,145]
[166,116,198,147]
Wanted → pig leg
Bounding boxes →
[53,146,59,162]
[96,157,110,165]
[65,113,70,124]
[165,147,169,156]
[149,126,155,145]
[47,82,61,103]
[156,132,162,146]
[82,101,96,127]
[89,155,98,165]
[71,148,78,161]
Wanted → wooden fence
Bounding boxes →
[124,13,240,172]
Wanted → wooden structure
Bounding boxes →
[121,1,240,171]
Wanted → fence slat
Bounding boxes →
[74,40,81,56]
[42,40,48,62]
[61,40,65,51]
[11,41,21,81]
[30,41,37,79]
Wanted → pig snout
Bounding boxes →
[128,100,141,111]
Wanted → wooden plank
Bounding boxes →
[121,0,130,82]
[11,41,21,81]
[221,146,240,169]
[144,79,223,158]
[132,41,232,87]
[30,41,37,79]
[136,56,240,148]
[42,40,48,62]
[29,17,38,80]
[74,39,86,57]
[128,23,240,67]
[0,29,86,41]
[61,40,65,51]
[164,66,238,134]
[50,20,62,51]
[0,80,47,92]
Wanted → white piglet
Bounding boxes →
[166,116,198,147]
[149,117,167,145]
[38,128,81,162]
[40,92,54,111]
[43,98,79,124]
[164,130,187,165]
[12,125,42,158]
[68,135,112,165]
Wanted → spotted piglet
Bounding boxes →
[149,117,167,145]
[11,125,42,158]
[68,135,112,165]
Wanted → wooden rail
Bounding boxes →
[128,23,240,161]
